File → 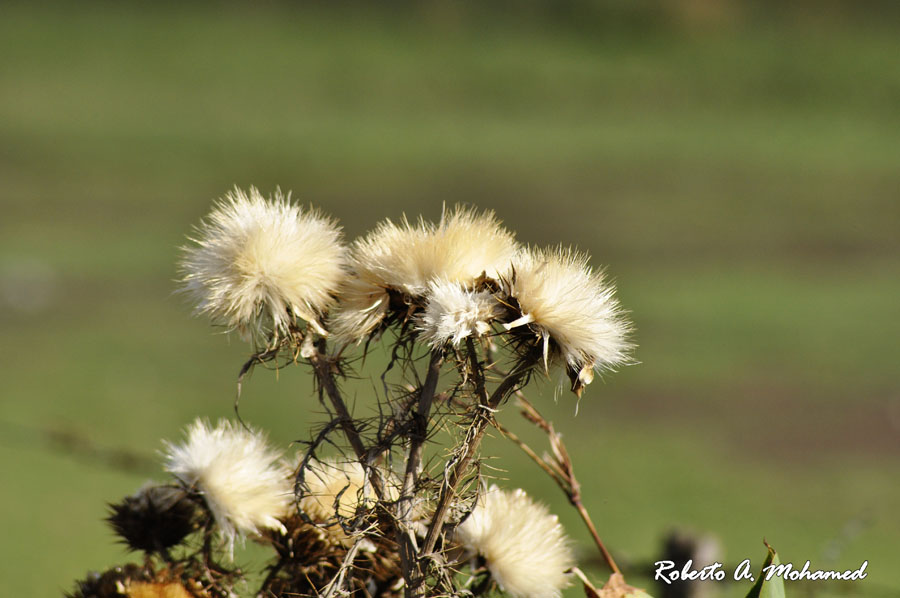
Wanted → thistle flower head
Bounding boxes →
[503,246,632,394]
[163,419,292,557]
[331,206,517,346]
[417,280,500,348]
[456,486,574,598]
[179,187,346,345]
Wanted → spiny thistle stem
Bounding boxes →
[492,419,565,487]
[309,342,386,501]
[466,336,488,406]
[399,349,443,598]
[419,353,538,566]
[575,499,621,576]
[320,535,368,598]
[401,350,444,505]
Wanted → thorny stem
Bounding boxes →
[418,352,538,572]
[399,350,443,598]
[321,535,368,598]
[465,336,488,406]
[308,341,386,500]
[400,350,444,508]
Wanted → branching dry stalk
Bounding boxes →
[495,392,622,576]
[305,343,449,598]
[320,535,369,598]
[308,340,388,502]
[418,351,539,572]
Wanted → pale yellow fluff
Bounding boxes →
[417,280,501,348]
[180,187,346,345]
[504,246,631,382]
[327,275,392,349]
[298,459,402,545]
[456,486,574,598]
[298,459,375,525]
[331,206,517,346]
[163,419,292,558]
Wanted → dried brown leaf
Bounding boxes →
[597,573,654,598]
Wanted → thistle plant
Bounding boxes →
[67,186,642,598]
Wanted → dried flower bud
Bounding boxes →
[66,564,150,598]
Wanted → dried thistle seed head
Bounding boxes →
[417,280,500,348]
[66,564,151,598]
[299,459,371,522]
[106,484,197,554]
[269,512,343,563]
[68,566,209,598]
[126,581,195,598]
[330,205,518,346]
[456,486,574,598]
[179,186,346,346]
[502,246,632,391]
[163,419,292,557]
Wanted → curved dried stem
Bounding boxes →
[498,392,621,576]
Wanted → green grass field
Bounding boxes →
[1,3,898,597]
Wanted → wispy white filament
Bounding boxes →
[417,280,500,347]
[299,459,374,526]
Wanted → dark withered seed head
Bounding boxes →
[106,484,198,554]
[66,564,149,598]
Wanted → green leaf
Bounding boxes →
[745,542,786,598]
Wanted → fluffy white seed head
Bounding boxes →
[353,206,517,297]
[163,419,292,557]
[417,280,500,348]
[456,486,574,598]
[180,187,346,345]
[331,206,518,346]
[504,246,632,384]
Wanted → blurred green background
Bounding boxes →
[1,1,898,596]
